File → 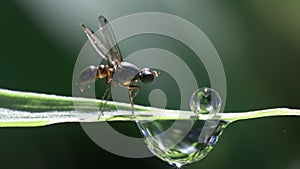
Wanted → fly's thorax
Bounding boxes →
[97,65,113,79]
[112,62,140,85]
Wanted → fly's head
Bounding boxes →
[138,68,158,84]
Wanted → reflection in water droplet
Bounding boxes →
[137,87,228,167]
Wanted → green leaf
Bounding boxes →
[0,88,299,127]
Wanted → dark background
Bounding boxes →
[1,0,300,169]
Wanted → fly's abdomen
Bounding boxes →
[78,65,98,91]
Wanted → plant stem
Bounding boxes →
[0,88,299,127]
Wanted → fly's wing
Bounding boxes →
[80,23,110,62]
[98,15,123,65]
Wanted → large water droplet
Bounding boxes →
[137,87,228,167]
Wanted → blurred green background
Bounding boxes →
[1,0,300,169]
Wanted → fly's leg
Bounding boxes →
[99,87,109,116]
[127,85,140,115]
[99,79,111,119]
[120,84,139,114]
[99,88,111,119]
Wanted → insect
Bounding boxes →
[78,15,158,115]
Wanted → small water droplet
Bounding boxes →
[137,87,228,167]
[190,87,222,114]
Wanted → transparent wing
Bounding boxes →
[98,15,123,64]
[80,23,110,62]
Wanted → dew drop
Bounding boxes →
[137,87,229,167]
[190,87,222,114]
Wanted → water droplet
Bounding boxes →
[190,87,222,114]
[137,87,228,167]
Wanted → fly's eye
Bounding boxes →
[78,66,98,91]
[139,68,157,84]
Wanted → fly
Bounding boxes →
[78,16,158,116]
